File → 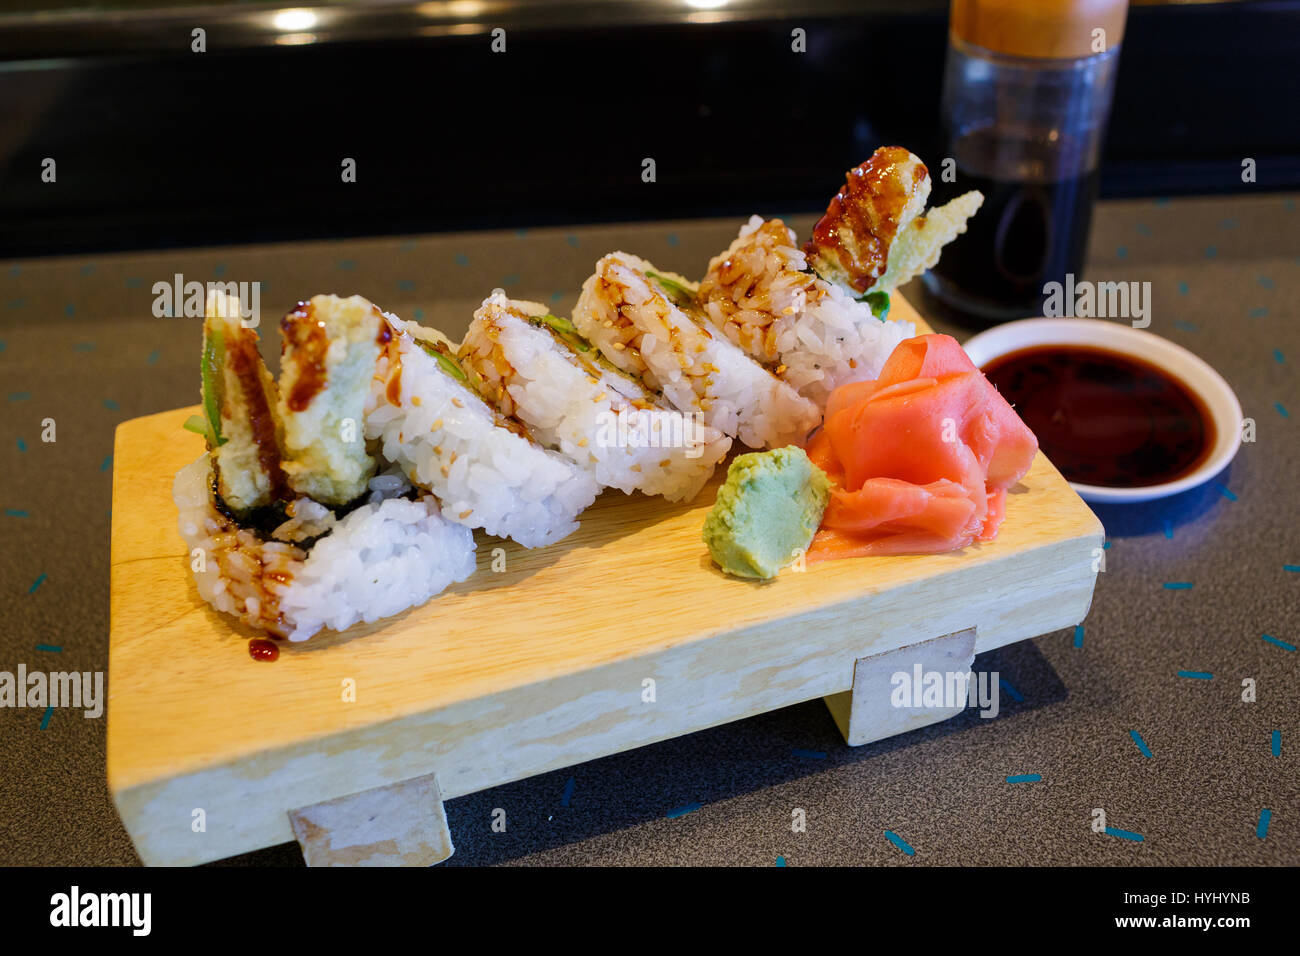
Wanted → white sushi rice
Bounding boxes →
[572,252,821,450]
[698,215,915,407]
[173,454,476,642]
[365,316,600,547]
[460,290,732,502]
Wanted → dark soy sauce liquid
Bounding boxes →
[982,345,1214,488]
[929,125,1098,321]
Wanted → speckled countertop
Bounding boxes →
[1,193,1296,866]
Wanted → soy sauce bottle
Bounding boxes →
[923,0,1128,324]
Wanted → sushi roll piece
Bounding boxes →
[572,252,821,450]
[803,146,984,297]
[365,313,601,547]
[174,455,476,641]
[696,216,915,407]
[459,290,732,502]
[175,292,476,642]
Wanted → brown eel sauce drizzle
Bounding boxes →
[248,638,280,662]
[225,325,289,500]
[282,300,330,412]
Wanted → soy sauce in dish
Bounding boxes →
[981,345,1214,488]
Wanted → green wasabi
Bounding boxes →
[702,446,831,580]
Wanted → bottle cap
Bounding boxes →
[951,0,1129,59]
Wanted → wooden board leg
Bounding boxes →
[824,627,978,747]
[288,772,454,867]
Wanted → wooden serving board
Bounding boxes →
[108,302,1104,866]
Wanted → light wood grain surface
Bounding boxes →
[107,300,1104,865]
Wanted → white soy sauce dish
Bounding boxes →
[961,318,1243,504]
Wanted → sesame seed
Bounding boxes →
[459,509,473,519]
[452,397,463,408]
[432,418,444,430]
[440,464,450,478]
[612,342,626,350]
[659,458,671,467]
[411,395,422,407]
[578,438,589,447]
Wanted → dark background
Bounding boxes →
[1,0,1298,258]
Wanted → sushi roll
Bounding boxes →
[365,313,601,547]
[572,252,821,450]
[802,146,984,297]
[174,291,476,642]
[696,215,915,408]
[174,455,476,642]
[459,290,732,502]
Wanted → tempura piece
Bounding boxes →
[277,294,386,506]
[804,146,982,296]
[193,290,287,516]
